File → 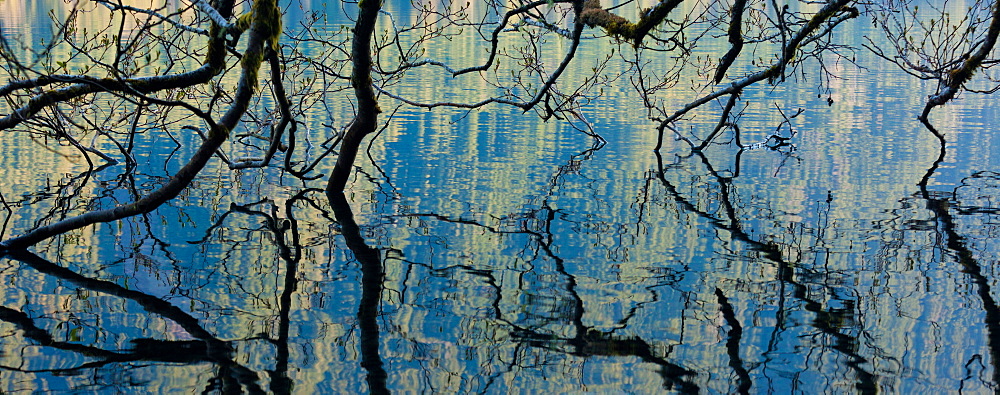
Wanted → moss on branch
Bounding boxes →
[0,0,276,250]
[580,0,684,47]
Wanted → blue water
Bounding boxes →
[1,0,999,393]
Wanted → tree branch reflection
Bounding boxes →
[387,144,700,392]
[1,249,265,394]
[653,149,879,393]
[328,191,389,395]
[918,170,1000,388]
[714,288,752,394]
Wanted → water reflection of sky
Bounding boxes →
[0,0,999,393]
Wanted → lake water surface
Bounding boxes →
[1,0,999,393]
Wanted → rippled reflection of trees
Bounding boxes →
[2,1,1000,392]
[2,137,1000,392]
[641,146,1000,393]
[0,250,266,393]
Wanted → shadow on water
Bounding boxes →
[328,191,389,395]
[917,120,1000,390]
[0,187,392,394]
[920,180,1000,392]
[653,148,879,394]
[200,189,391,394]
[714,287,751,395]
[382,140,701,392]
[505,202,699,393]
[3,127,1000,393]
[0,249,265,394]
[505,140,698,391]
[212,194,306,395]
[656,114,1000,393]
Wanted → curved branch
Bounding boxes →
[95,0,208,35]
[714,0,748,83]
[581,0,684,47]
[0,0,249,132]
[918,1,1000,137]
[5,249,265,393]
[190,0,237,31]
[374,0,586,113]
[231,49,293,170]
[654,0,858,150]
[0,0,279,250]
[0,48,229,131]
[451,0,576,76]
[326,0,384,193]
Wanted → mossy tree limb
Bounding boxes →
[0,0,278,251]
[580,0,685,47]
